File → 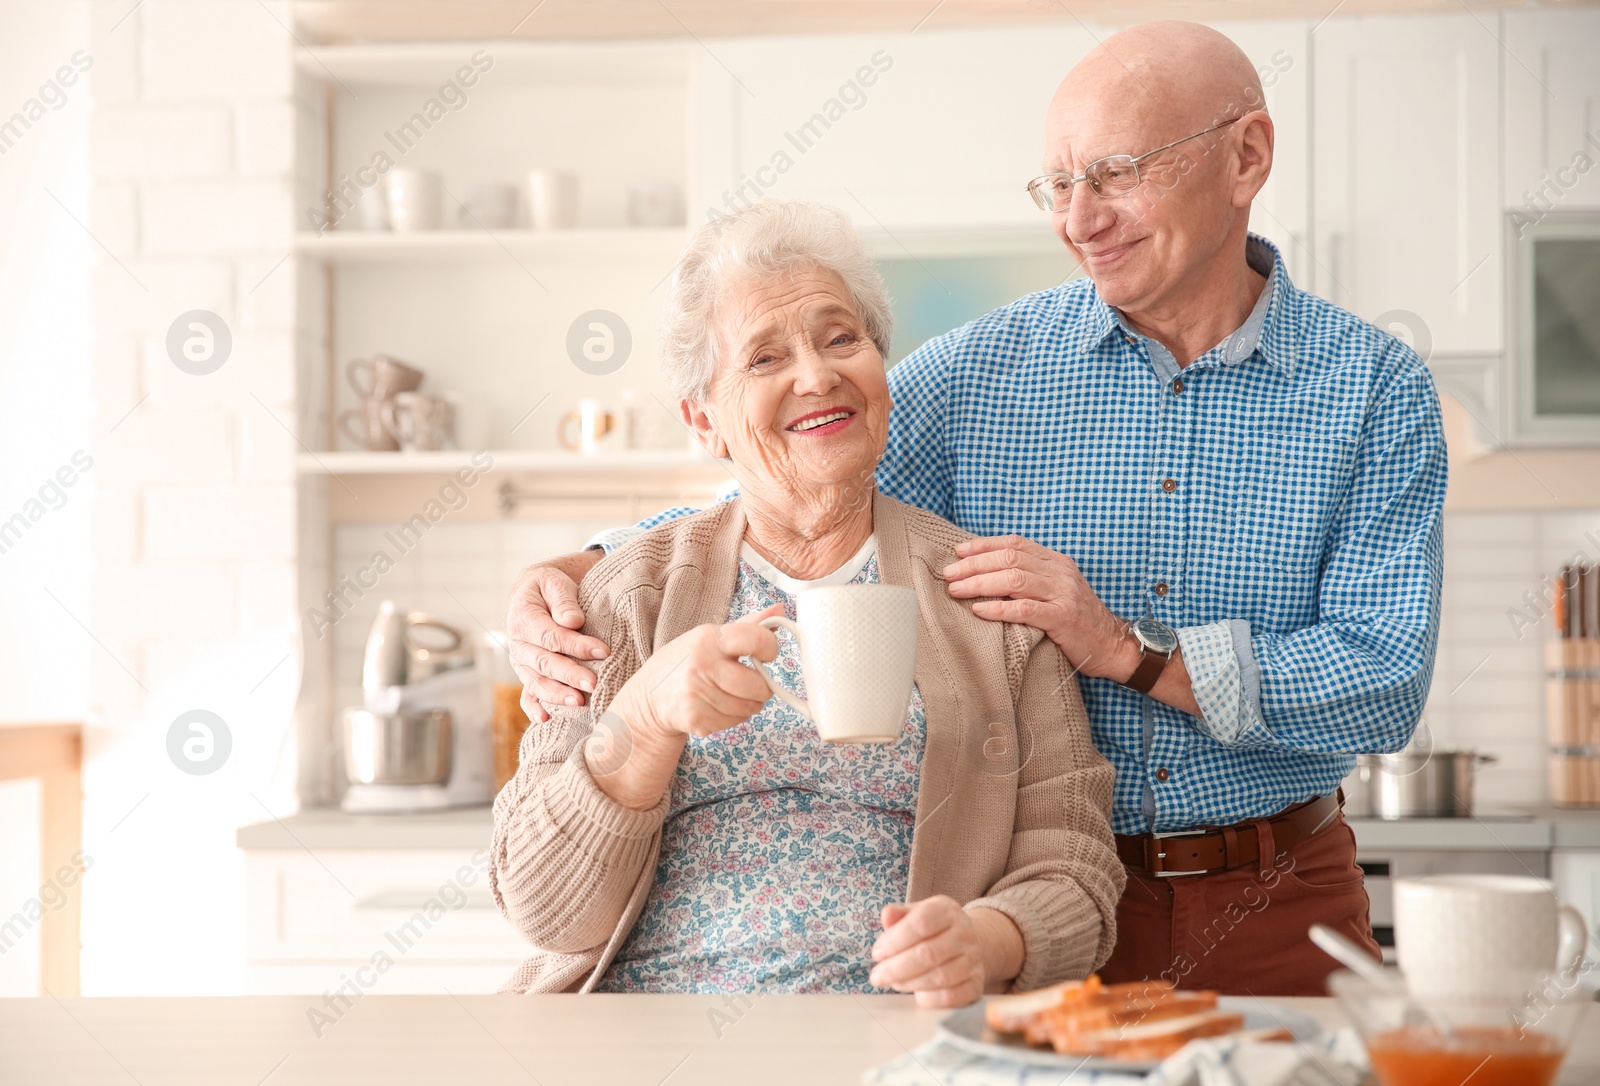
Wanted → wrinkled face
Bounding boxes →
[1043,91,1241,311]
[688,267,889,511]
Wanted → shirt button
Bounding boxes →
[1155,768,1170,782]
[1172,378,1185,394]
[1153,581,1169,597]
[1123,334,1136,345]
[1161,478,1177,494]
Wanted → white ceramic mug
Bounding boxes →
[557,399,617,455]
[1394,874,1588,999]
[459,182,517,229]
[381,391,455,452]
[753,585,917,744]
[384,168,442,232]
[527,169,579,230]
[627,178,685,227]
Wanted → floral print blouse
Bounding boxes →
[594,541,928,993]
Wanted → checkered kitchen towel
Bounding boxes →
[862,1027,1369,1086]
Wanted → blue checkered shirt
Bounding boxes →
[593,235,1446,834]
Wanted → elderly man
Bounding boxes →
[508,21,1445,996]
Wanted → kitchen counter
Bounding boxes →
[236,804,494,851]
[4,993,1595,1085]
[236,804,1600,853]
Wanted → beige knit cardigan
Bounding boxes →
[489,491,1123,995]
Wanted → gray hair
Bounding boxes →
[658,200,893,402]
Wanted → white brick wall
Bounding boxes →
[87,0,300,995]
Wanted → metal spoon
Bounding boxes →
[1310,924,1454,1037]
[1310,924,1401,991]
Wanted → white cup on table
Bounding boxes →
[752,585,917,745]
[1394,874,1588,1000]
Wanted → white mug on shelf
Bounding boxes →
[384,168,443,232]
[526,169,579,230]
[458,182,517,230]
[627,179,685,228]
[381,391,455,452]
[753,585,917,745]
[557,399,617,456]
[1393,874,1588,1000]
[355,183,389,231]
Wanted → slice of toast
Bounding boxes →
[1051,1009,1247,1061]
[984,978,1094,1034]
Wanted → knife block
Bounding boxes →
[1546,638,1600,807]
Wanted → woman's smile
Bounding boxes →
[785,406,857,436]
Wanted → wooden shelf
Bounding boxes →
[297,449,727,475]
[294,227,690,263]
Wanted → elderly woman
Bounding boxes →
[490,200,1121,1004]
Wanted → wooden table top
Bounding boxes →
[1,993,1596,1085]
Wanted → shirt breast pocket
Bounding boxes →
[1232,428,1357,574]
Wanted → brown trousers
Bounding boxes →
[1098,810,1382,996]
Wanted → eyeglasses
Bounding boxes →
[1025,117,1243,213]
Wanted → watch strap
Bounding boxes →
[1125,647,1168,694]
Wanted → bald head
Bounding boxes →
[1039,21,1275,325]
[1058,21,1266,138]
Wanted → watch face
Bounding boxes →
[1132,616,1179,654]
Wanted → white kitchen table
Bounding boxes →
[2,993,1597,1084]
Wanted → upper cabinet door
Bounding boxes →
[689,26,1100,231]
[1503,11,1600,215]
[1313,15,1502,354]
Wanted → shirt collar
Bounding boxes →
[1079,233,1298,377]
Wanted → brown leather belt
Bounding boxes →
[1115,792,1342,877]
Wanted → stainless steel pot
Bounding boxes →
[340,708,452,786]
[1344,749,1498,819]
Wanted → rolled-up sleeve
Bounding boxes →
[489,704,667,954]
[1185,357,1446,754]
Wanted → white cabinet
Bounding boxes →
[243,847,530,995]
[1313,15,1503,354]
[1503,12,1600,218]
[1212,21,1313,285]
[691,26,1099,231]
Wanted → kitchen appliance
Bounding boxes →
[1344,749,1498,819]
[342,603,491,813]
[361,601,474,702]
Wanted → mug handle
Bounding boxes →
[337,409,368,447]
[1556,904,1588,977]
[380,398,404,444]
[754,616,811,720]
[346,358,374,398]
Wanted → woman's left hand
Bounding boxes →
[868,897,1022,1007]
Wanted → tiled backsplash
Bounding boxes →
[1428,511,1600,811]
[328,518,614,714]
[331,508,1600,812]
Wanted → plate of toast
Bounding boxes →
[939,975,1318,1072]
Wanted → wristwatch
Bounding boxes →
[1123,616,1179,694]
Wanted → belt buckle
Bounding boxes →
[1150,828,1210,878]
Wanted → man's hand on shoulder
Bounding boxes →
[506,548,608,722]
[941,535,1134,681]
